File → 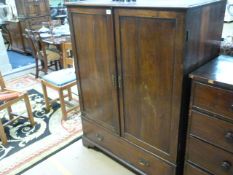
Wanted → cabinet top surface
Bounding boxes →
[190,55,233,89]
[65,0,223,9]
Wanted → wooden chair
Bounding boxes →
[62,42,73,68]
[0,72,35,145]
[41,68,78,120]
[25,29,61,78]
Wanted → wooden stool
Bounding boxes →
[41,68,78,120]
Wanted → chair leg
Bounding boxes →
[23,94,35,126]
[7,107,13,120]
[59,60,62,69]
[35,59,39,78]
[68,87,72,101]
[44,62,48,75]
[41,82,50,111]
[59,89,67,120]
[55,61,58,71]
[0,120,7,145]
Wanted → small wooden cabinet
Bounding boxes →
[67,0,226,174]
[15,0,50,18]
[7,21,25,53]
[7,0,51,53]
[6,16,50,53]
[185,55,233,175]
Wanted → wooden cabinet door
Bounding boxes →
[37,0,50,16]
[25,0,38,17]
[115,9,185,163]
[7,22,25,53]
[69,8,120,133]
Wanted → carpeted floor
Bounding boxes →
[7,51,35,69]
[0,75,82,175]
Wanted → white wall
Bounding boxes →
[5,0,17,18]
[0,30,12,74]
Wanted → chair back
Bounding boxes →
[25,29,47,63]
[25,29,40,59]
[62,42,73,68]
[0,72,6,90]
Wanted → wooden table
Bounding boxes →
[41,35,71,68]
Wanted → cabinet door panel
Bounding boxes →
[70,8,120,133]
[115,9,185,162]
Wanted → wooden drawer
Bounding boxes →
[83,119,175,175]
[187,137,233,175]
[190,110,233,153]
[184,163,210,175]
[192,82,233,121]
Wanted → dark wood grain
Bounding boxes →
[186,55,233,175]
[83,119,176,175]
[184,0,226,74]
[184,163,210,175]
[6,21,25,53]
[8,0,51,54]
[67,1,226,174]
[15,0,50,18]
[192,82,233,122]
[70,8,120,133]
[190,110,233,154]
[176,1,226,173]
[187,137,233,175]
[114,8,185,163]
[190,55,233,90]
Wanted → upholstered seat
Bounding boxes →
[39,49,60,61]
[41,68,78,120]
[42,68,76,86]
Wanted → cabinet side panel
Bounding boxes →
[184,0,226,74]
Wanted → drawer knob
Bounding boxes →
[221,161,232,171]
[225,132,233,143]
[96,134,104,142]
[138,158,150,167]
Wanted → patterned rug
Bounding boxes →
[5,74,40,91]
[0,89,82,175]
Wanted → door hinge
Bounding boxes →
[112,74,122,88]
[118,75,122,88]
[112,74,117,88]
[185,31,189,42]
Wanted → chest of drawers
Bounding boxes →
[185,55,233,175]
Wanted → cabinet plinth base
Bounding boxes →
[82,136,96,149]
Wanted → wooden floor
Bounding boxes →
[21,139,135,175]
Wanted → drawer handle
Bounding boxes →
[96,134,104,142]
[138,158,150,167]
[225,132,233,143]
[231,104,233,111]
[221,161,232,171]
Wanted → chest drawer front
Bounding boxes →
[192,82,233,121]
[187,137,233,175]
[190,110,233,153]
[83,119,175,175]
[184,163,210,175]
